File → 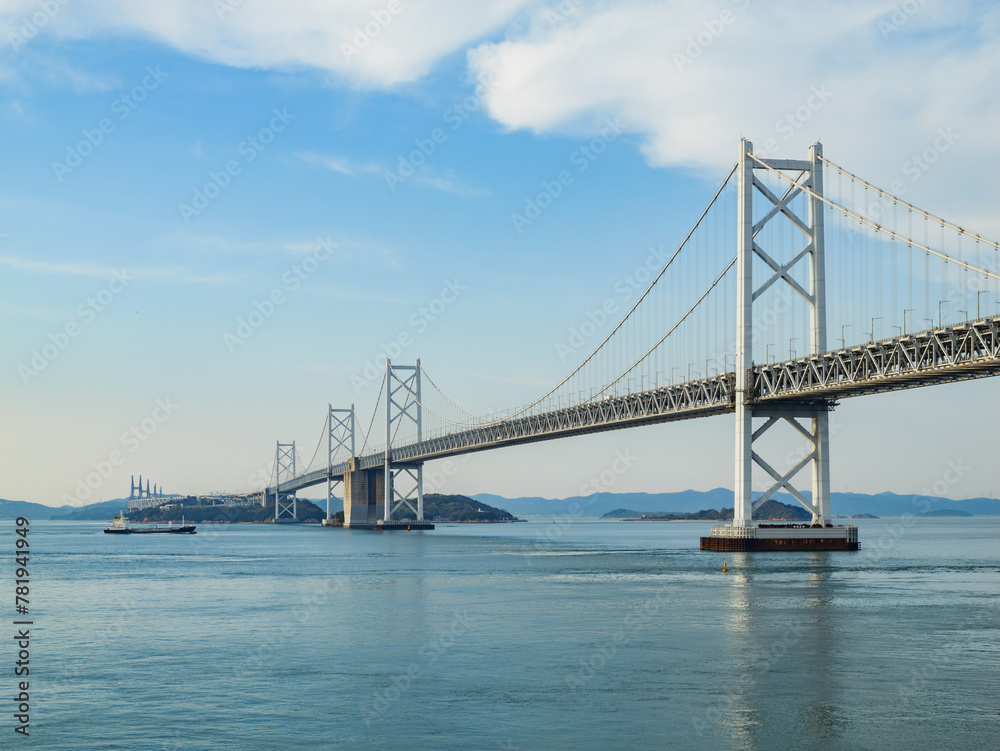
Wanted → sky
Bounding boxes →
[1,0,998,507]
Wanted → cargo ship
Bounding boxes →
[104,514,196,535]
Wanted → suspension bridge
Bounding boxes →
[254,141,1000,547]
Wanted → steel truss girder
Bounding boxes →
[368,374,734,470]
[268,315,1000,498]
[270,376,735,493]
[754,315,1000,401]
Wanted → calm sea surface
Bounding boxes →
[6,516,999,750]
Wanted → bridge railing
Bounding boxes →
[754,316,1000,401]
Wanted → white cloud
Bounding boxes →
[297,151,356,176]
[298,150,486,197]
[0,254,240,283]
[468,0,1000,229]
[0,0,534,87]
[296,151,380,177]
[0,254,117,277]
[418,170,490,197]
[5,0,998,232]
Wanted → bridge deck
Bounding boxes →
[271,316,1000,495]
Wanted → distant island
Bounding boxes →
[33,492,519,525]
[604,499,811,522]
[918,509,973,517]
[396,494,520,523]
[126,497,327,524]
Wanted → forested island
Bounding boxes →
[604,499,812,522]
[129,497,327,524]
[396,494,520,522]
[111,492,519,525]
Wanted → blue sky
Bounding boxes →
[1,0,998,505]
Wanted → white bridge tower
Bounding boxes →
[733,140,832,529]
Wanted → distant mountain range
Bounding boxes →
[0,496,336,521]
[471,489,1000,518]
[3,487,997,521]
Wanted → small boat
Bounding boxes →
[104,513,196,535]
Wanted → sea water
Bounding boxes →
[6,516,999,750]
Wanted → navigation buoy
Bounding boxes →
[722,561,728,573]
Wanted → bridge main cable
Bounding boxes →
[817,154,1000,250]
[587,255,738,401]
[404,163,741,429]
[747,152,1000,282]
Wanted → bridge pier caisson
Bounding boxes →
[342,460,385,527]
[708,139,855,551]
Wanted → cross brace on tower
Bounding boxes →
[275,440,297,522]
[384,359,424,522]
[734,139,832,528]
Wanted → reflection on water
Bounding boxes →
[718,553,849,749]
[12,517,1000,751]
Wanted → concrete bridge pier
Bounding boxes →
[343,459,385,528]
